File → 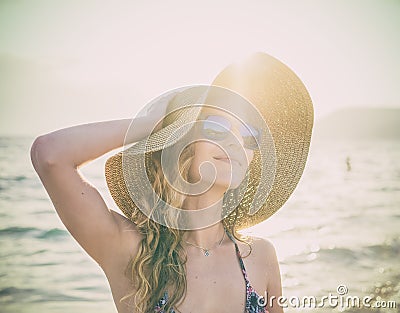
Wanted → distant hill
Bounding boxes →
[312,107,400,142]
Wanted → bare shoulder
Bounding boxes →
[251,236,283,312]
[251,236,278,263]
[251,236,280,280]
[238,235,277,261]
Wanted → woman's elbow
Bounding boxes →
[30,135,58,170]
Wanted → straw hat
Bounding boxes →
[104,52,314,231]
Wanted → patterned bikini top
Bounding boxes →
[154,230,268,313]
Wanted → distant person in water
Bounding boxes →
[346,156,352,171]
[31,52,314,313]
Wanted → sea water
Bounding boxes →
[0,137,399,313]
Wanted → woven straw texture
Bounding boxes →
[105,53,314,231]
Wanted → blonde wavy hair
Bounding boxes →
[120,113,253,313]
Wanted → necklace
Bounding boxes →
[184,228,226,257]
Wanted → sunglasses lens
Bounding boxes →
[202,115,230,140]
[201,115,260,150]
[243,136,259,150]
[241,124,260,150]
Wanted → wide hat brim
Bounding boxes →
[105,52,314,231]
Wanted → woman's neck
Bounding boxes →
[181,189,227,247]
[182,222,226,249]
[182,185,224,229]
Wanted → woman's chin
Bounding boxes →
[213,177,245,192]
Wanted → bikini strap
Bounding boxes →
[224,229,250,284]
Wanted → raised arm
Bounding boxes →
[30,115,159,269]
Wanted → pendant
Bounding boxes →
[204,250,210,256]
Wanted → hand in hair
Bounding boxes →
[145,91,180,133]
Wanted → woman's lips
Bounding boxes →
[215,157,230,163]
[213,157,240,166]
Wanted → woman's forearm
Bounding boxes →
[32,116,155,168]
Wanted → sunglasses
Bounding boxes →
[200,115,260,150]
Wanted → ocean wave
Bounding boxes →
[0,286,87,303]
[36,228,68,239]
[0,226,68,240]
[0,286,35,296]
[0,175,28,182]
[0,226,38,236]
[282,235,400,266]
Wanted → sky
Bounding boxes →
[0,0,399,136]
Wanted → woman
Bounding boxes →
[31,52,314,313]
